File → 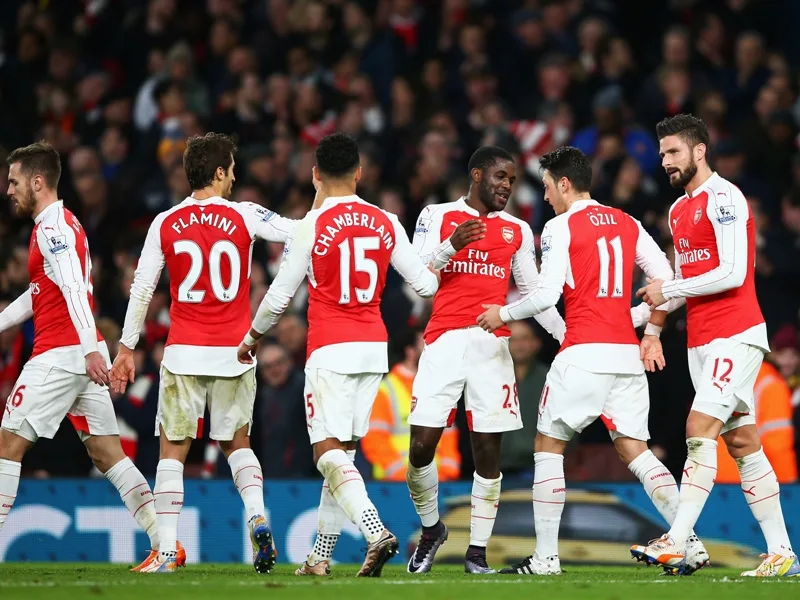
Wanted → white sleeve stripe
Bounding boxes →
[667,188,737,294]
[54,210,91,329]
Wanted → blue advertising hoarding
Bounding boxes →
[1,480,796,566]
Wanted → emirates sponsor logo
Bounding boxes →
[410,396,417,413]
[141,490,152,497]
[650,472,671,481]
[2,503,12,509]
[171,501,184,506]
[443,249,507,278]
[678,248,712,265]
[677,238,711,265]
[553,488,567,494]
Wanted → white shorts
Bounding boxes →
[2,362,119,442]
[537,361,650,442]
[304,368,383,444]
[156,366,256,441]
[688,338,763,434]
[408,328,522,433]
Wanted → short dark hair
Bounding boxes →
[183,133,237,191]
[655,114,710,149]
[468,146,514,173]
[539,146,592,193]
[315,132,360,178]
[6,141,62,190]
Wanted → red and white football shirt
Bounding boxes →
[501,200,674,374]
[250,195,439,374]
[412,197,565,344]
[23,201,105,374]
[119,197,295,376]
[662,172,768,351]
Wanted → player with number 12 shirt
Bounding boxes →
[633,115,798,578]
[111,133,294,574]
[477,146,711,576]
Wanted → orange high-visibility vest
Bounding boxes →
[716,361,798,483]
[361,364,461,481]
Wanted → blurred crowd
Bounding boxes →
[1,0,800,482]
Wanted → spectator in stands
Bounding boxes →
[253,342,316,478]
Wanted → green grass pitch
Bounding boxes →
[0,564,799,600]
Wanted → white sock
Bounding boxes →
[469,471,502,547]
[532,452,565,558]
[628,449,697,538]
[737,448,793,555]
[316,449,384,544]
[228,448,265,522]
[105,457,159,550]
[668,437,717,548]
[0,459,21,531]
[154,459,184,558]
[407,461,440,528]
[308,449,354,564]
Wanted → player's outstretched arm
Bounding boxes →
[238,215,314,363]
[37,220,108,385]
[478,219,569,332]
[388,213,439,298]
[112,216,166,393]
[237,202,297,243]
[0,289,33,334]
[511,222,566,343]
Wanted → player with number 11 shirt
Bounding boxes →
[111,133,294,574]
[477,146,711,576]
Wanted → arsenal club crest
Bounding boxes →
[501,226,514,243]
[693,207,703,224]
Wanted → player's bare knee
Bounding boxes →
[312,438,345,465]
[534,432,567,455]
[218,434,251,458]
[83,435,125,474]
[613,436,648,466]
[722,425,760,459]
[685,410,723,440]
[408,426,441,467]
[0,428,31,462]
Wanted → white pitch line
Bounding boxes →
[0,577,797,588]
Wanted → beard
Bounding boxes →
[669,160,698,189]
[13,188,35,217]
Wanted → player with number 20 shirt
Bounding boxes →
[112,134,294,574]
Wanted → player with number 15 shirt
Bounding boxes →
[239,133,438,578]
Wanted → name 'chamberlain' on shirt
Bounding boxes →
[313,211,394,255]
